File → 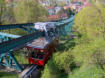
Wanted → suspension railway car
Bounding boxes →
[26,22,59,66]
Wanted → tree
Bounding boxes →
[14,0,49,23]
[66,8,73,17]
[0,0,6,24]
[42,3,105,78]
[57,8,65,16]
[89,0,105,3]
[74,5,105,40]
[0,1,16,25]
[69,65,105,78]
[53,52,74,74]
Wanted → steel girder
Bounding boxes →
[0,23,34,30]
[0,52,22,71]
[0,31,42,54]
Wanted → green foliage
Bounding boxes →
[72,9,77,15]
[57,1,66,7]
[1,1,105,78]
[53,52,74,73]
[3,28,28,36]
[14,50,28,64]
[69,65,105,78]
[0,71,19,78]
[4,7,15,24]
[74,5,105,40]
[42,58,61,78]
[0,0,6,24]
[71,4,105,78]
[67,8,73,17]
[14,0,49,23]
[72,4,105,70]
[72,39,105,65]
[57,8,65,16]
[0,0,15,25]
[42,65,52,78]
[42,4,105,78]
[89,0,105,3]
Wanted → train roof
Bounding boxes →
[27,22,57,49]
[27,37,55,49]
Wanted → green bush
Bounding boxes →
[69,65,105,78]
[0,71,19,78]
[72,39,105,65]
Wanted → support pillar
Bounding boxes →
[0,52,23,72]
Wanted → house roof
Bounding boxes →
[46,6,55,9]
[48,15,60,21]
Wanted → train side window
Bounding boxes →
[42,31,45,37]
[31,50,44,60]
[31,51,35,58]
[38,52,44,59]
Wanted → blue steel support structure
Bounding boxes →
[0,23,38,71]
[0,32,21,38]
[0,23,34,30]
[0,16,74,71]
[0,52,22,71]
[56,16,74,37]
[0,23,35,44]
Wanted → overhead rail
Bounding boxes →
[0,23,34,30]
[0,31,42,54]
[0,16,74,31]
[56,16,74,26]
[0,32,21,38]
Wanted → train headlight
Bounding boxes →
[40,50,44,52]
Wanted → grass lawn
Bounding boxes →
[0,71,19,78]
[14,50,29,64]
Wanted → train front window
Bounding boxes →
[47,28,55,38]
[31,51,44,60]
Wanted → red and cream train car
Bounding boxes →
[26,22,59,66]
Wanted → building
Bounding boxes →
[48,15,60,21]
[37,0,51,6]
[60,13,67,19]
[55,7,62,14]
[65,0,71,5]
[46,6,55,15]
[63,0,90,12]
[5,0,13,3]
